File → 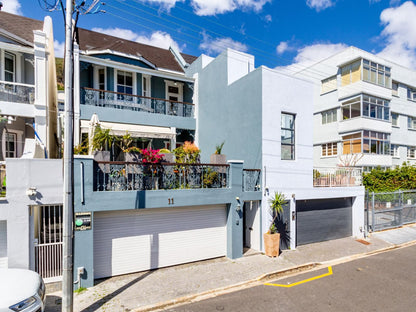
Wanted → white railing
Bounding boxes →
[35,242,63,279]
[313,167,362,187]
[0,80,35,104]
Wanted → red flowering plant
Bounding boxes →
[141,148,164,164]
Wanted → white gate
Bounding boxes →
[32,204,63,279]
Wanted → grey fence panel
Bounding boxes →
[366,190,416,232]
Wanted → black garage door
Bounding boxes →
[296,198,352,246]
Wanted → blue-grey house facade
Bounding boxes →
[73,28,198,152]
[67,29,262,288]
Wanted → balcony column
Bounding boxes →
[170,127,176,150]
[73,43,81,146]
[227,160,244,259]
[33,30,48,154]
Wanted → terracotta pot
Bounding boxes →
[263,232,280,257]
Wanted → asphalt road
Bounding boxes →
[167,244,416,312]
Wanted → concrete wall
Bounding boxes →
[73,157,260,287]
[0,159,63,269]
[190,48,365,252]
[187,49,262,168]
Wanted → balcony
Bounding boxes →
[313,167,362,187]
[0,81,35,104]
[95,162,229,191]
[81,87,194,118]
[243,169,261,192]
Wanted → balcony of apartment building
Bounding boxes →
[0,50,36,117]
[77,62,196,138]
[80,87,194,118]
[336,58,393,100]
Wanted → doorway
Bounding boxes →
[243,201,260,253]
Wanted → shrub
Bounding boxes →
[174,141,200,164]
[363,162,416,192]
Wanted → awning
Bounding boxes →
[80,120,175,139]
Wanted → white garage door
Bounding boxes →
[0,221,7,268]
[94,205,227,279]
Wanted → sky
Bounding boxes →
[2,0,416,75]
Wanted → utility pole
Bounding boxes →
[62,0,74,310]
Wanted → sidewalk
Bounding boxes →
[45,224,416,312]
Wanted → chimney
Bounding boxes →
[0,2,3,11]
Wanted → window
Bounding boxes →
[342,133,362,154]
[407,146,416,159]
[391,113,399,127]
[341,60,361,86]
[362,95,389,121]
[98,68,106,90]
[5,132,16,158]
[165,80,183,102]
[362,131,390,155]
[142,75,151,97]
[321,75,337,94]
[392,81,399,96]
[342,94,389,121]
[322,109,337,124]
[116,71,133,95]
[408,116,416,130]
[281,113,295,160]
[391,145,399,158]
[4,52,15,82]
[342,131,390,155]
[362,59,391,88]
[322,142,338,157]
[94,67,106,100]
[342,96,361,119]
[408,87,416,101]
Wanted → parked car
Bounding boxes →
[0,268,45,312]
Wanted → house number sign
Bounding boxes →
[168,198,174,205]
[74,212,92,231]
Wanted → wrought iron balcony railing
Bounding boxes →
[81,87,194,118]
[243,169,261,192]
[0,81,35,104]
[95,162,229,191]
[313,167,362,187]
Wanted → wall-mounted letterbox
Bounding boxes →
[74,212,92,231]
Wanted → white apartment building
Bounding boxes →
[298,46,416,171]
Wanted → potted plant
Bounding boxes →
[141,148,164,190]
[91,125,114,161]
[117,132,133,161]
[159,148,175,163]
[173,141,200,164]
[263,192,286,257]
[210,141,226,164]
[124,146,142,162]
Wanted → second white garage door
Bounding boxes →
[94,205,227,279]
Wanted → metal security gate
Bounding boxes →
[366,190,416,232]
[296,198,352,246]
[32,204,63,279]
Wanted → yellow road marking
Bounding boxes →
[264,266,333,288]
